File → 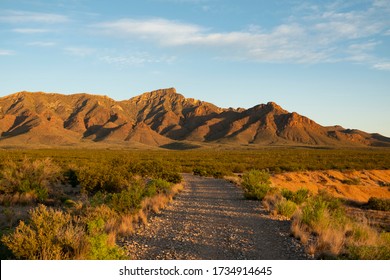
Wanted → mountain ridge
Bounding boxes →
[0,88,389,148]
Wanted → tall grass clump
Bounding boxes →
[276,200,298,219]
[281,188,310,205]
[242,170,271,200]
[291,191,390,259]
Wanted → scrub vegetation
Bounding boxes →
[239,169,390,259]
[0,148,389,259]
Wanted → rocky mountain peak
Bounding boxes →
[0,89,389,148]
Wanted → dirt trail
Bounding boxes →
[124,174,308,260]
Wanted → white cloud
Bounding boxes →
[27,41,56,47]
[0,49,15,56]
[373,62,390,70]
[0,10,69,24]
[12,28,50,34]
[64,47,95,57]
[99,52,176,66]
[95,18,202,46]
[92,1,389,66]
[94,18,324,63]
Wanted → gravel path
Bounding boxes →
[123,174,309,260]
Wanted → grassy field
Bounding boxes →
[0,147,389,260]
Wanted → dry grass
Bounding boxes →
[290,195,390,259]
[0,192,37,206]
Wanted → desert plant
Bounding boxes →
[0,157,61,203]
[193,168,208,177]
[281,188,310,205]
[292,189,310,204]
[146,179,172,196]
[1,204,85,260]
[276,200,298,219]
[365,197,390,211]
[85,218,126,260]
[110,184,144,214]
[241,170,271,200]
[341,178,361,185]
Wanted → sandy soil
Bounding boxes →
[271,170,390,202]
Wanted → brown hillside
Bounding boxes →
[0,88,389,147]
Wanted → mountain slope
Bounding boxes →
[0,88,389,148]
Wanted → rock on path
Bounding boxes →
[123,174,308,260]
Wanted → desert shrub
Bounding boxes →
[85,218,126,260]
[281,189,294,201]
[110,184,144,214]
[159,171,182,184]
[0,157,61,203]
[241,170,271,200]
[346,230,390,260]
[192,166,229,178]
[341,178,361,185]
[289,192,383,258]
[76,165,130,194]
[293,189,310,204]
[300,193,345,230]
[193,168,208,177]
[365,197,390,211]
[146,179,172,196]
[1,205,85,260]
[276,200,298,218]
[64,168,79,188]
[281,188,310,205]
[89,191,112,207]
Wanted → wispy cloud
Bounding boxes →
[12,28,50,34]
[93,1,390,67]
[0,49,15,56]
[64,47,95,57]
[373,62,390,70]
[94,18,326,63]
[0,10,69,24]
[95,18,202,46]
[27,41,57,47]
[99,52,176,66]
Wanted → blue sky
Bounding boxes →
[1,0,389,136]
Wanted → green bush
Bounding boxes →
[292,189,310,205]
[76,165,129,194]
[281,189,293,200]
[86,218,126,260]
[146,179,172,196]
[365,197,390,211]
[242,170,271,200]
[276,200,297,218]
[159,171,182,184]
[301,192,346,230]
[281,188,310,205]
[110,185,144,214]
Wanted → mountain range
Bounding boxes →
[0,88,389,148]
